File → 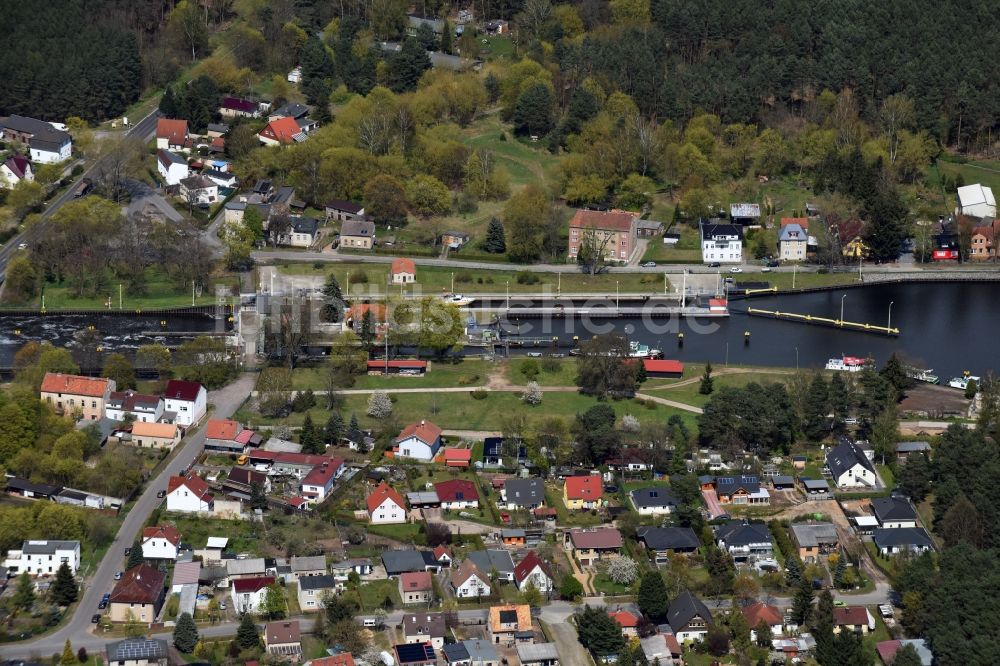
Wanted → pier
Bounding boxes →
[473,304,729,318]
[744,307,900,336]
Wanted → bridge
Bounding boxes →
[744,307,900,336]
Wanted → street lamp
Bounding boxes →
[795,346,799,371]
[616,280,619,310]
[888,301,894,333]
[840,294,846,324]
[506,281,509,309]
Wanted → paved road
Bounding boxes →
[0,109,161,282]
[0,375,255,660]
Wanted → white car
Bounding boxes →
[729,266,743,273]
[17,243,27,250]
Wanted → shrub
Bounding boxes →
[349,269,369,283]
[520,358,540,380]
[516,271,540,285]
[455,271,474,284]
[470,388,489,400]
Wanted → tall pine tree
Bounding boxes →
[637,571,669,621]
[326,412,344,444]
[173,612,199,653]
[483,217,507,253]
[236,613,259,648]
[50,562,78,605]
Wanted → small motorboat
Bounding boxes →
[825,355,868,372]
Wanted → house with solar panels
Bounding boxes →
[105,638,168,666]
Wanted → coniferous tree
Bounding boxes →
[236,613,259,649]
[60,640,75,665]
[160,86,179,118]
[440,21,453,54]
[300,413,320,454]
[802,373,830,440]
[126,541,144,569]
[791,575,814,626]
[13,571,35,610]
[349,413,359,430]
[325,411,344,444]
[637,571,669,621]
[50,561,78,605]
[173,612,199,653]
[321,274,347,322]
[699,362,714,395]
[483,217,507,253]
[360,310,376,349]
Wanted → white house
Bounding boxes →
[392,420,443,461]
[297,574,337,611]
[300,458,346,504]
[871,497,918,529]
[231,576,275,614]
[105,390,163,423]
[0,115,72,164]
[450,560,491,598]
[513,552,554,593]
[825,438,877,488]
[956,183,996,218]
[700,221,743,264]
[156,149,188,186]
[779,220,808,261]
[277,217,319,248]
[629,487,677,516]
[4,540,80,576]
[873,528,934,556]
[166,473,215,513]
[178,175,218,205]
[287,67,302,84]
[163,380,207,427]
[1,155,33,187]
[367,482,407,524]
[141,526,181,561]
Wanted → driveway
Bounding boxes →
[2,374,256,660]
[544,619,592,666]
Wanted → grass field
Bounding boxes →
[32,270,240,310]
[286,360,492,390]
[276,261,672,296]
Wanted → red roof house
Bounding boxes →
[608,609,640,636]
[642,359,685,377]
[434,479,479,508]
[259,116,301,145]
[441,448,473,468]
[563,474,603,508]
[156,118,189,148]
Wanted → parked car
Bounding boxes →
[762,267,772,272]
[99,593,110,609]
[114,571,123,580]
[91,614,101,624]
[708,262,721,268]
[766,259,780,267]
[156,490,166,498]
[642,261,657,267]
[124,548,131,556]
[729,266,743,273]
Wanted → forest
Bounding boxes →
[0,0,143,121]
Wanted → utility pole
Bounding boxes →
[681,271,687,309]
[888,301,894,333]
[192,280,195,306]
[840,294,846,324]
[792,263,797,289]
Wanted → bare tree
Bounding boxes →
[576,227,615,275]
[93,135,144,203]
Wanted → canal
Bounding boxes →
[497,281,1000,378]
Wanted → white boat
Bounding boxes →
[443,293,474,306]
[907,368,940,384]
[628,341,661,359]
[948,375,980,390]
[825,355,868,372]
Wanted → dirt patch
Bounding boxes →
[899,384,971,418]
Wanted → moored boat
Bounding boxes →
[825,355,868,372]
[948,373,980,390]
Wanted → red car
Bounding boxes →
[500,512,511,524]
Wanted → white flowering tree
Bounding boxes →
[523,381,543,405]
[621,414,641,432]
[367,390,393,418]
[607,556,639,586]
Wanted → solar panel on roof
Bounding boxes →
[395,643,435,663]
[110,639,167,660]
[499,609,518,623]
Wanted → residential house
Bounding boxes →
[565,528,623,567]
[743,602,784,641]
[205,419,258,455]
[297,574,337,611]
[608,610,640,638]
[166,473,215,513]
[482,437,504,466]
[607,448,653,473]
[325,199,366,222]
[876,639,934,666]
[440,230,470,249]
[393,420,443,461]
[390,257,416,284]
[715,476,769,505]
[636,526,700,564]
[40,372,114,421]
[394,643,436,666]
[1,155,33,187]
[141,526,181,561]
[714,521,773,566]
[501,529,526,547]
[895,441,931,463]
[730,203,761,225]
[155,119,189,151]
[4,540,80,576]
[513,551,554,593]
[700,221,743,264]
[178,175,218,205]
[367,482,407,524]
[329,558,372,585]
[779,218,809,261]
[406,15,445,35]
[219,97,262,119]
[789,522,839,563]
[105,638,169,666]
[500,478,545,510]
[872,497,918,529]
[956,183,996,218]
[450,559,491,598]
[667,590,713,643]
[629,487,677,515]
[873,528,933,556]
[434,479,479,510]
[231,575,276,614]
[339,219,376,249]
[163,379,207,427]
[833,606,876,635]
[106,390,163,423]
[156,149,188,186]
[276,216,319,248]
[468,550,515,582]
[290,555,327,580]
[399,571,434,605]
[0,115,72,163]
[567,209,638,262]
[259,116,305,146]
[489,604,533,646]
[265,620,303,660]
[562,474,603,510]
[130,422,181,450]
[300,458,346,504]
[383,550,439,577]
[443,639,500,666]
[109,565,166,623]
[207,123,230,137]
[442,448,473,468]
[831,218,867,258]
[969,220,1000,260]
[402,612,447,649]
[517,643,560,666]
[202,168,237,188]
[639,634,682,665]
[825,438,877,488]
[635,219,664,237]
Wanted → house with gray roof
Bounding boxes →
[402,612,448,649]
[339,218,376,249]
[636,526,700,564]
[105,638,168,666]
[517,642,559,666]
[873,528,933,556]
[4,540,80,576]
[297,574,337,612]
[0,115,72,163]
[714,521,773,565]
[629,486,677,515]
[290,555,326,579]
[895,441,931,463]
[825,438,877,488]
[382,550,438,576]
[467,549,515,581]
[668,590,713,643]
[500,478,545,510]
[444,639,500,666]
[790,522,839,562]
[226,557,267,579]
[871,497,918,529]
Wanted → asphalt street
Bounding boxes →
[0,109,161,282]
[0,374,255,661]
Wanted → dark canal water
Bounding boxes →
[498,282,1000,378]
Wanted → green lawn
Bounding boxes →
[479,35,515,60]
[543,485,604,528]
[357,578,402,610]
[366,522,425,545]
[286,360,492,390]
[276,261,671,297]
[591,573,632,596]
[642,368,794,408]
[33,270,240,310]
[459,116,562,187]
[937,160,1000,202]
[240,389,700,434]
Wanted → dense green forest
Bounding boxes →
[0,0,143,121]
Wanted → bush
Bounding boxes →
[470,388,489,400]
[516,271,540,285]
[349,269,369,283]
[292,389,317,412]
[520,359,540,380]
[457,374,480,386]
[455,192,478,214]
[455,271,474,284]
[541,357,561,372]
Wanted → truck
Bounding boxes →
[73,178,93,198]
